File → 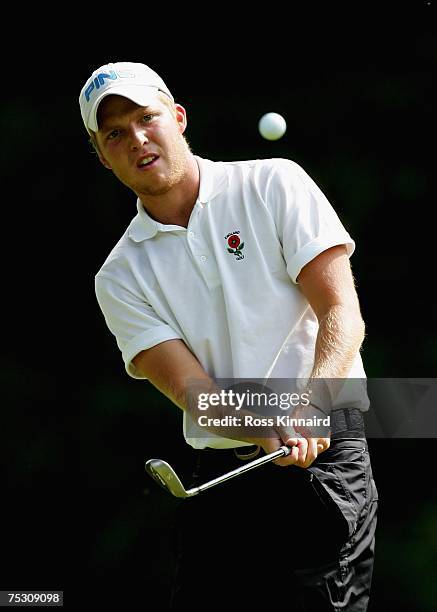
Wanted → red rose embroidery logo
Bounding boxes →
[225,231,245,260]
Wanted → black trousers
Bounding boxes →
[170,412,378,611]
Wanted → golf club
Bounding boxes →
[145,444,292,498]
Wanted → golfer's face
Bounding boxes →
[95,95,189,197]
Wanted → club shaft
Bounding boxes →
[186,445,290,495]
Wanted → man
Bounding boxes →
[79,62,378,610]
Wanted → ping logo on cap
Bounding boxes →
[84,68,136,103]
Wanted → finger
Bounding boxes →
[275,448,300,466]
[302,437,318,467]
[288,437,308,467]
[317,437,331,452]
[282,443,301,466]
[273,438,298,466]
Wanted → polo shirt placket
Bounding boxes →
[185,202,220,291]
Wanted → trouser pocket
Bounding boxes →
[308,439,374,539]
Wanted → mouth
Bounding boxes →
[137,154,159,170]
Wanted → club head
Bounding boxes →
[145,459,194,498]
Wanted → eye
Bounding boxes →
[142,113,155,123]
[107,129,121,140]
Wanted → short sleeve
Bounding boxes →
[95,273,182,379]
[264,159,355,283]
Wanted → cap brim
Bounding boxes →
[86,85,161,132]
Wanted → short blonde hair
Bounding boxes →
[157,91,177,117]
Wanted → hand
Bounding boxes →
[276,435,330,467]
[255,433,330,468]
[254,402,331,468]
[187,380,331,466]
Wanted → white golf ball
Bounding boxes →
[258,112,287,141]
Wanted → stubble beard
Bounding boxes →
[135,135,190,197]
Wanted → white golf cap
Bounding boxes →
[79,61,174,133]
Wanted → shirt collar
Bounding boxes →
[195,155,229,204]
[128,155,229,243]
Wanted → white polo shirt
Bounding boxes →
[95,156,368,449]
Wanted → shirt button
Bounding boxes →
[188,230,195,238]
[200,255,207,263]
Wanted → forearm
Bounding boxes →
[311,304,365,378]
[306,304,366,412]
[132,339,215,411]
[132,340,266,443]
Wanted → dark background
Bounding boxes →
[1,6,436,610]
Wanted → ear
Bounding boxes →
[98,153,112,170]
[174,104,187,134]
[90,131,112,169]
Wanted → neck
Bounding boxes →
[138,155,200,228]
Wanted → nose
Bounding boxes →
[129,125,149,150]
